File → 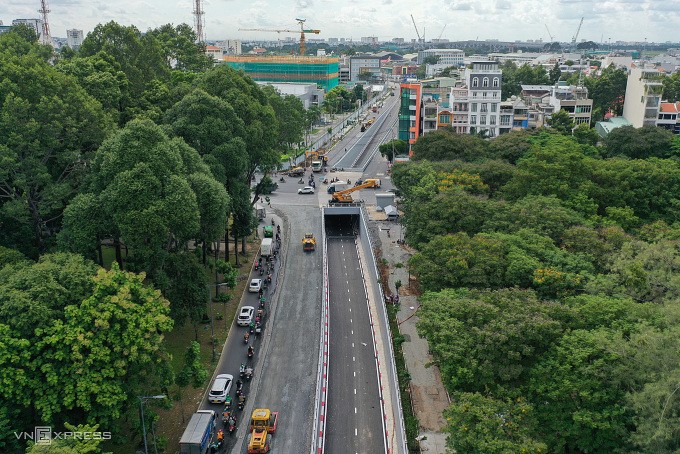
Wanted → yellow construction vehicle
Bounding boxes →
[287,166,304,177]
[302,233,316,252]
[247,409,279,454]
[305,150,329,166]
[330,179,381,203]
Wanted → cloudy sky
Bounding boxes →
[2,0,679,43]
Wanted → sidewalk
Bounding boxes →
[373,220,449,454]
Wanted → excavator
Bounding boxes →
[329,178,381,204]
[247,408,279,454]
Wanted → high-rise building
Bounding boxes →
[349,56,381,82]
[218,39,242,55]
[222,56,339,91]
[417,49,464,66]
[462,61,503,137]
[622,67,665,128]
[12,19,42,38]
[398,82,422,154]
[66,29,83,49]
[360,37,379,45]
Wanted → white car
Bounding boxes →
[208,374,233,404]
[237,306,255,326]
[249,278,262,293]
[298,186,315,194]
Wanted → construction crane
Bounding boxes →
[437,24,447,41]
[410,14,423,47]
[544,24,554,42]
[239,19,320,55]
[571,17,584,46]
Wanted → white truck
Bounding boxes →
[326,181,348,194]
[179,410,217,454]
[311,160,323,172]
[261,238,273,257]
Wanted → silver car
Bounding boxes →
[208,374,233,404]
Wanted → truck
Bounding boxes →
[330,179,383,204]
[311,160,323,172]
[247,409,279,454]
[327,180,348,194]
[179,410,217,454]
[260,238,273,257]
[287,166,304,177]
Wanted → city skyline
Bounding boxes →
[2,0,680,44]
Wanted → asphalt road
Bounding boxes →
[325,237,386,454]
[232,187,324,453]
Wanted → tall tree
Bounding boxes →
[0,34,112,256]
[546,109,575,135]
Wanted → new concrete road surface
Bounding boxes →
[325,236,386,454]
[233,189,324,452]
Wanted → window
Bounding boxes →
[493,78,499,87]
[492,92,498,98]
[473,91,478,98]
[480,116,487,125]
[491,103,497,113]
[483,92,487,98]
[472,77,479,87]
[480,103,488,113]
[471,103,478,112]
[490,116,496,125]
[482,77,489,87]
[440,114,451,124]
[470,115,477,124]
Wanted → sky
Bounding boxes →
[2,0,680,44]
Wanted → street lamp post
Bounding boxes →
[139,395,166,454]
[207,282,232,362]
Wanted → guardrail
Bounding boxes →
[310,209,329,454]
[357,206,408,454]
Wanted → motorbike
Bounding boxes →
[245,367,253,380]
[254,262,259,270]
[238,394,247,410]
[228,416,237,435]
[239,363,246,378]
[247,345,254,358]
[259,267,264,276]
[244,332,250,343]
[209,440,223,453]
[298,178,304,184]
[259,297,266,308]
[279,177,285,183]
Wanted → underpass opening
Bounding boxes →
[324,212,359,238]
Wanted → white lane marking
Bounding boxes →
[353,356,355,362]
[354,389,357,395]
[355,407,357,414]
[361,342,367,346]
[355,428,358,436]
[349,308,351,312]
[350,319,352,324]
[354,371,356,377]
[351,330,353,335]
[352,342,354,347]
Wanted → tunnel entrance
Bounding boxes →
[324,213,359,238]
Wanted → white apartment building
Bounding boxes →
[622,67,664,128]
[349,55,381,82]
[361,37,379,45]
[218,39,242,55]
[12,19,42,38]
[466,61,503,137]
[417,49,464,66]
[548,83,593,126]
[66,29,83,49]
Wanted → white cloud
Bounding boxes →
[1,0,678,43]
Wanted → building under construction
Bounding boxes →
[222,55,339,91]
